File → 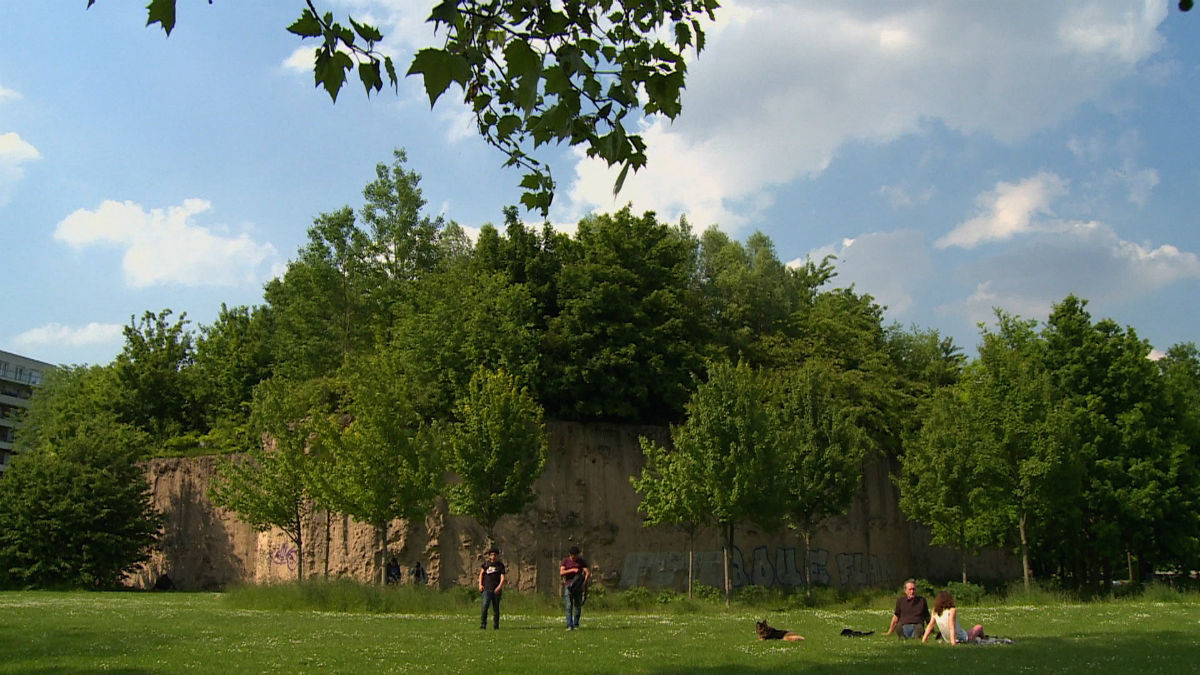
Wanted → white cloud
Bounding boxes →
[0,131,41,205]
[879,183,935,209]
[560,1,1168,231]
[12,322,124,349]
[0,85,19,104]
[282,46,316,73]
[949,220,1200,328]
[937,173,1070,249]
[54,199,279,288]
[791,229,931,315]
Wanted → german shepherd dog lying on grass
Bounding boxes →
[756,620,805,641]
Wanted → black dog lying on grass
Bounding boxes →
[841,628,874,637]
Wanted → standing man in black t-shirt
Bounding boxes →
[479,547,506,630]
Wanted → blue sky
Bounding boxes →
[2,1,1198,367]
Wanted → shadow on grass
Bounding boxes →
[621,630,1199,675]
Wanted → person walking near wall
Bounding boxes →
[559,546,590,630]
[478,547,506,630]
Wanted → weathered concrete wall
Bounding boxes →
[129,421,1018,593]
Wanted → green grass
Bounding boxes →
[2,587,1198,674]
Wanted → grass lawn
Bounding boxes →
[1,590,1197,674]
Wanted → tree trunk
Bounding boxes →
[722,521,733,608]
[377,522,389,586]
[1019,512,1031,593]
[802,528,812,599]
[292,510,304,582]
[686,529,695,599]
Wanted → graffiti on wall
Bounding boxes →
[268,542,298,571]
[621,546,896,589]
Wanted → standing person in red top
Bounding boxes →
[478,547,506,630]
[559,546,590,630]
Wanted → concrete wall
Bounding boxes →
[129,421,1018,593]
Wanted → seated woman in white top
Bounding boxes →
[921,590,984,645]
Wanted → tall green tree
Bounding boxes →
[902,313,1065,589]
[112,309,197,444]
[1042,295,1176,589]
[308,355,442,585]
[546,207,705,422]
[191,303,274,429]
[1155,342,1200,573]
[264,207,373,381]
[899,384,991,582]
[443,367,547,543]
[632,431,711,598]
[388,264,542,421]
[209,377,332,581]
[643,360,783,604]
[774,361,870,596]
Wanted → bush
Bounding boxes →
[0,440,160,589]
[693,583,723,603]
[734,584,787,607]
[618,586,654,609]
[946,581,986,605]
[656,589,682,604]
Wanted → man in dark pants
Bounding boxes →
[559,546,590,630]
[885,578,930,639]
[478,547,506,630]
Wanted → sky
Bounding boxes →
[2,1,1198,368]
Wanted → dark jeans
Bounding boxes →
[898,623,921,639]
[563,585,583,628]
[480,589,501,628]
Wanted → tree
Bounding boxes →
[387,264,542,421]
[632,432,710,597]
[0,415,159,588]
[902,313,1066,590]
[645,360,783,604]
[308,354,443,585]
[899,385,993,583]
[545,207,706,422]
[209,377,330,581]
[264,207,374,381]
[443,367,548,543]
[1155,342,1200,573]
[1041,295,1177,590]
[191,303,274,429]
[88,1,721,214]
[112,309,197,444]
[774,361,870,597]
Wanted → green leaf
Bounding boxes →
[613,162,631,196]
[497,114,522,141]
[349,17,384,43]
[287,9,323,38]
[428,0,461,27]
[358,61,384,96]
[383,56,398,89]
[406,48,469,107]
[314,48,353,102]
[504,41,540,80]
[145,0,177,35]
[674,21,693,50]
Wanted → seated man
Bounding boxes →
[884,579,930,639]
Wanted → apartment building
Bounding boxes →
[0,349,54,473]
